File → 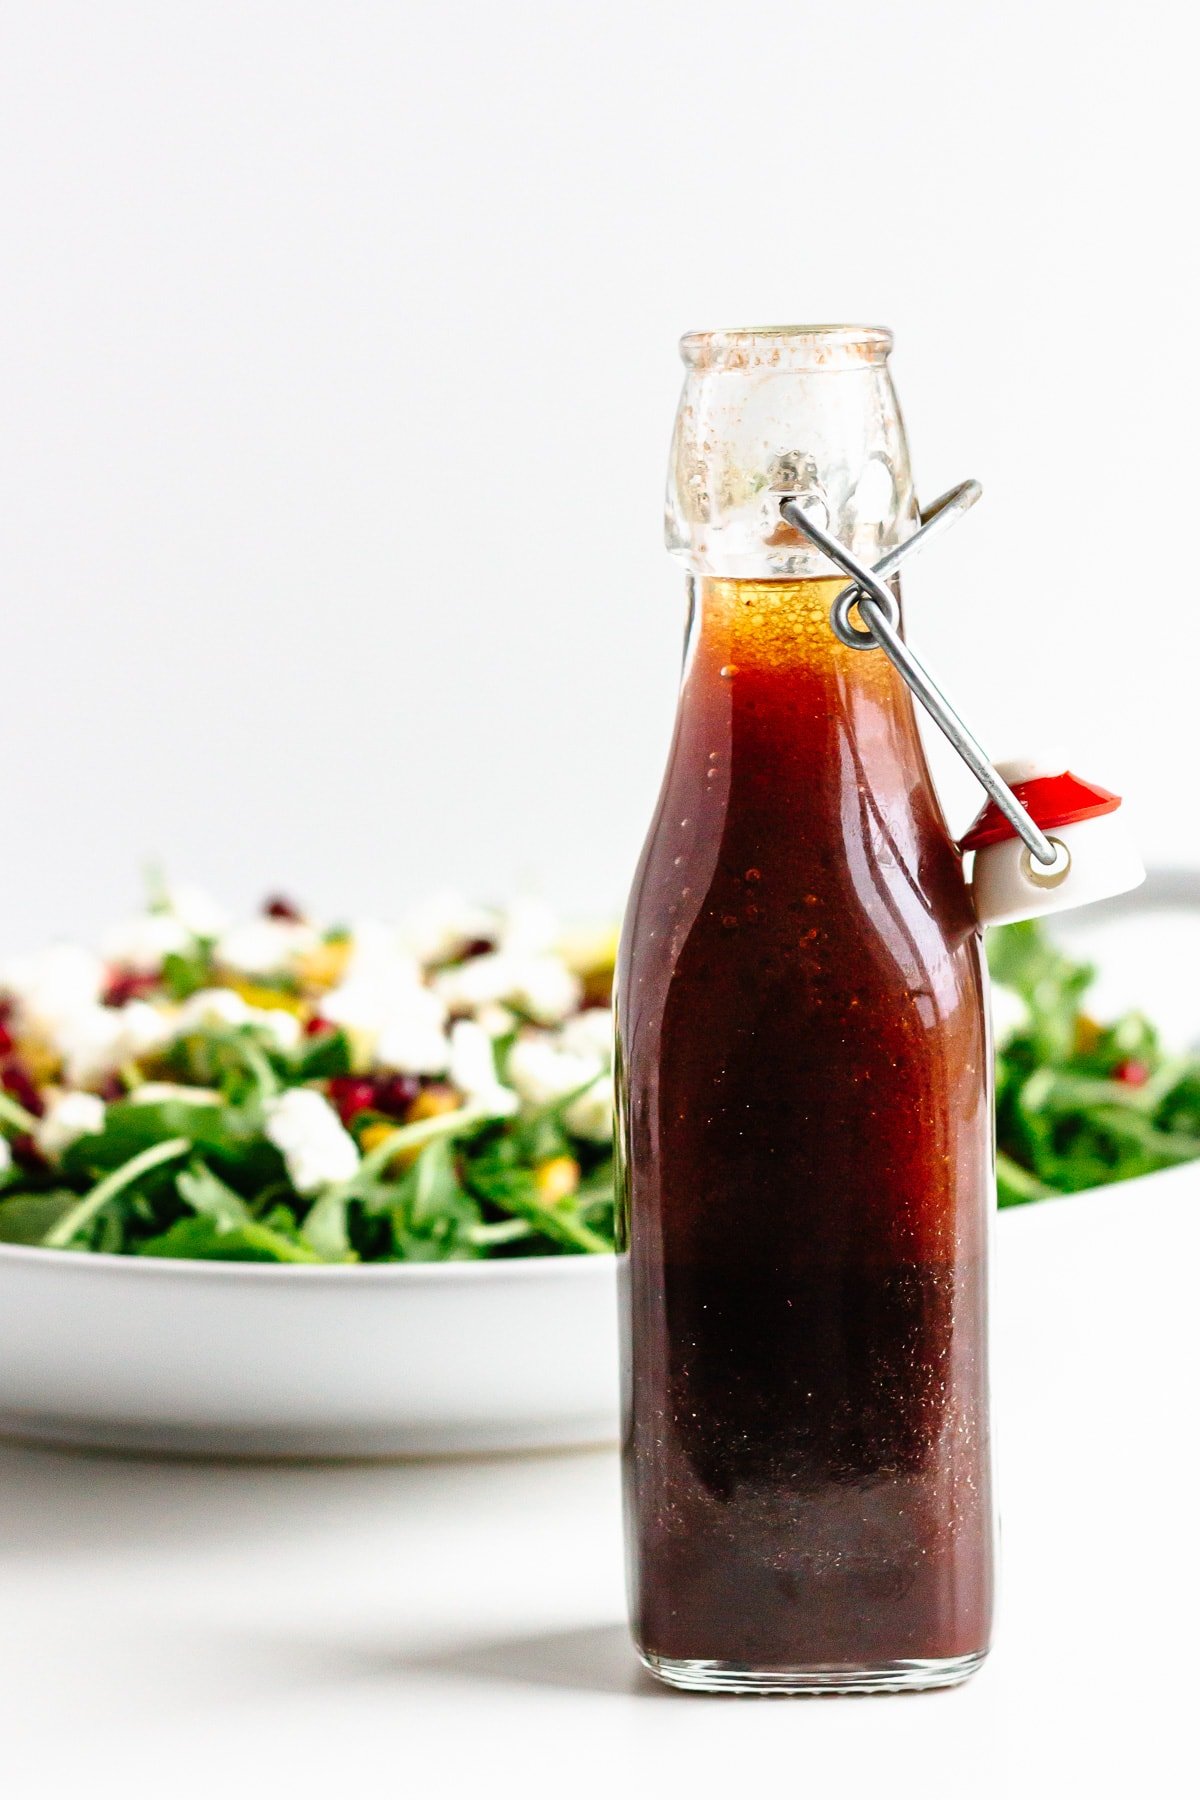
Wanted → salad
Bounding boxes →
[0,885,1194,1262]
[0,884,617,1262]
[991,921,1200,1205]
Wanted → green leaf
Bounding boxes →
[138,1214,322,1263]
[177,1163,252,1229]
[573,1160,616,1225]
[517,1109,575,1165]
[62,1096,277,1186]
[300,1184,354,1261]
[465,1144,612,1255]
[0,1191,80,1245]
[0,1090,40,1136]
[295,1101,491,1262]
[163,1027,286,1104]
[43,1137,193,1249]
[290,1028,353,1081]
[287,1101,489,1260]
[464,1216,536,1249]
[384,1138,483,1261]
[988,920,1095,1064]
[161,946,214,1001]
[988,920,1095,1011]
[995,1151,1055,1209]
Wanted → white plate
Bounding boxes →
[0,1246,619,1458]
[2,869,1194,1463]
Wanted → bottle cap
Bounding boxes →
[961,751,1145,926]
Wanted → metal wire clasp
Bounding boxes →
[780,484,1059,868]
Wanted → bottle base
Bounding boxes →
[640,1648,987,1696]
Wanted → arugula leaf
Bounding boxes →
[0,1191,80,1245]
[990,920,1200,1205]
[383,1138,483,1261]
[300,1185,354,1261]
[995,1152,1054,1209]
[177,1162,252,1229]
[43,1138,193,1249]
[289,1028,353,1081]
[138,1214,322,1263]
[465,1139,613,1255]
[162,1027,287,1104]
[161,945,215,1001]
[572,1161,616,1223]
[62,1096,284,1194]
[0,1091,40,1137]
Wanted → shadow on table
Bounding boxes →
[406,1622,662,1699]
[0,1437,612,1562]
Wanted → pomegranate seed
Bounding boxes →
[12,1133,46,1169]
[263,894,304,921]
[1114,1059,1150,1087]
[328,1077,378,1124]
[304,1014,333,1037]
[2,1058,45,1117]
[103,968,159,1007]
[0,1021,12,1055]
[373,1073,422,1118]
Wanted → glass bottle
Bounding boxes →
[616,326,994,1694]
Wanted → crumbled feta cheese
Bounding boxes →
[36,1090,106,1159]
[374,999,451,1076]
[559,1007,615,1066]
[56,1008,123,1085]
[498,895,560,955]
[176,988,250,1030]
[256,1009,302,1052]
[564,1073,614,1144]
[163,883,229,939]
[118,1000,177,1060]
[436,951,581,1026]
[396,891,499,966]
[475,1002,518,1039]
[1,943,105,1034]
[506,1026,614,1143]
[506,1033,601,1109]
[447,1019,518,1117]
[320,944,426,1034]
[214,918,317,976]
[0,1136,11,1178]
[341,919,410,968]
[101,912,193,973]
[174,988,301,1051]
[321,945,449,1074]
[57,1002,172,1087]
[264,1088,360,1194]
[514,956,582,1024]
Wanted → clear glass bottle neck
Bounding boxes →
[666,326,918,580]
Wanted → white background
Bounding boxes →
[1,0,1194,948]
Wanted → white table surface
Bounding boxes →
[4,1167,1196,1800]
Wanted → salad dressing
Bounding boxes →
[617,329,995,1691]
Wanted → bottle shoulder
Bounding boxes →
[618,771,984,1040]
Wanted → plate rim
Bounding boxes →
[0,1238,615,1282]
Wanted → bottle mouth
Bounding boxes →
[680,324,894,371]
